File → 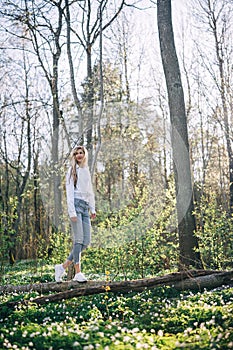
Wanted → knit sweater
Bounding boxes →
[66,165,95,218]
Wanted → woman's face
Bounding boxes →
[74,148,85,164]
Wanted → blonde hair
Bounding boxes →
[70,146,88,187]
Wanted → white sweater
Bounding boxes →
[66,165,95,218]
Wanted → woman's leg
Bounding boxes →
[73,213,91,269]
[69,213,84,274]
[82,211,91,247]
[72,210,91,280]
[55,203,88,281]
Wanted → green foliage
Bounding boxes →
[0,222,8,274]
[0,196,19,269]
[0,260,54,285]
[81,62,123,104]
[43,229,72,265]
[194,191,233,269]
[0,263,233,350]
[83,178,178,279]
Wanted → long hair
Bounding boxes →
[70,146,88,187]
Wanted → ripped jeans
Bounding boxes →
[67,198,91,264]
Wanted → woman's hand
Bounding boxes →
[71,216,78,222]
[91,213,96,220]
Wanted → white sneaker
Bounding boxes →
[55,264,65,282]
[73,272,87,283]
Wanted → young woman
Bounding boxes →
[55,146,96,282]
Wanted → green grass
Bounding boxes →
[0,261,233,349]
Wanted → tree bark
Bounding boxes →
[2,270,233,308]
[65,0,83,147]
[9,48,32,263]
[157,0,203,269]
[204,0,233,214]
[90,3,104,178]
[24,0,63,230]
[69,0,126,167]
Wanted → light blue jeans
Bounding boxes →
[67,198,91,264]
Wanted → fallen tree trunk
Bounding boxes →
[3,270,233,308]
[0,269,218,294]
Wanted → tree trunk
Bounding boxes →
[90,3,104,178]
[70,0,126,166]
[209,0,233,214]
[65,0,83,147]
[51,2,63,229]
[157,0,203,269]
[9,52,32,263]
[3,270,233,308]
[86,46,94,166]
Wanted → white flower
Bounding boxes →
[131,327,139,333]
[157,330,163,337]
[123,336,131,342]
[73,341,80,347]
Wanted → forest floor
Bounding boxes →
[0,261,233,350]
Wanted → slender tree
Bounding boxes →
[157,0,203,269]
[64,0,83,147]
[195,0,233,214]
[23,0,64,228]
[0,50,33,263]
[66,0,126,167]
